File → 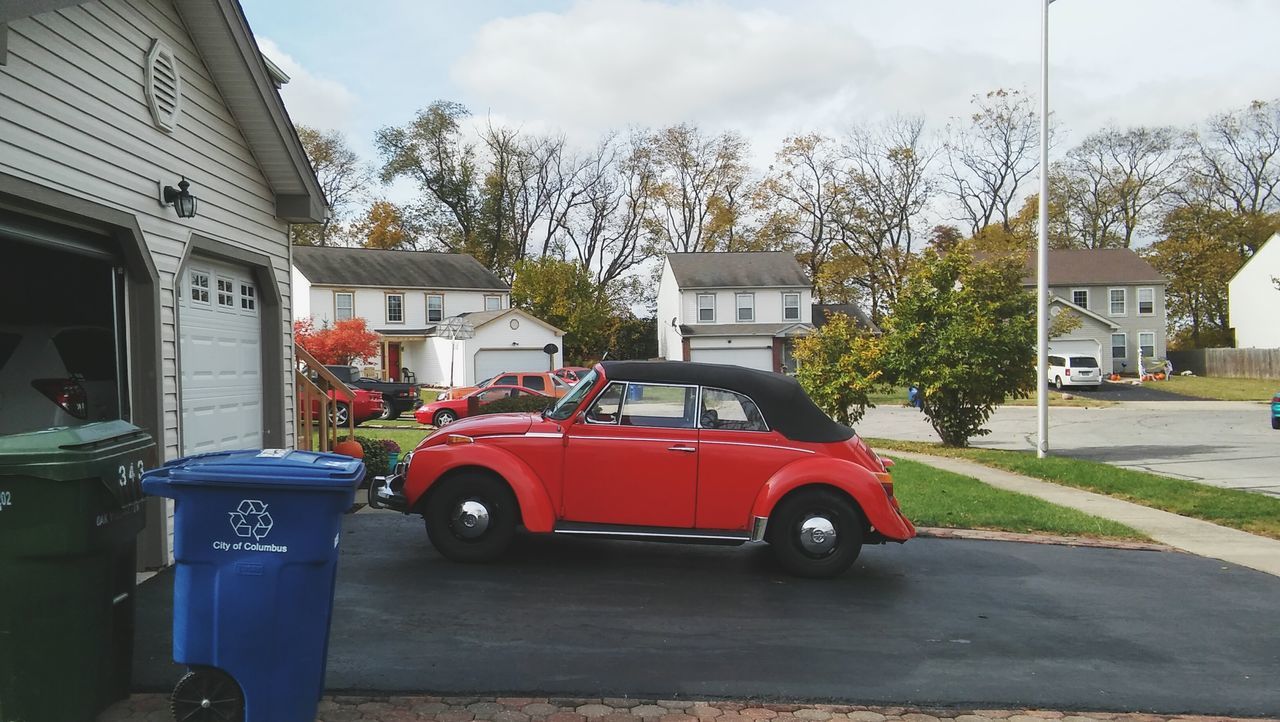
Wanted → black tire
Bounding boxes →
[330,402,350,427]
[171,667,244,722]
[1272,415,1279,430]
[769,488,864,579]
[379,403,399,421]
[424,472,518,563]
[433,409,458,427]
[1054,376,1064,391]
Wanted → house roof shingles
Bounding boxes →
[293,246,508,290]
[811,304,880,334]
[1021,249,1165,286]
[668,252,809,288]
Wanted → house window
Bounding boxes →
[334,292,353,321]
[697,294,715,323]
[736,293,754,322]
[484,295,502,312]
[1109,288,1126,316]
[1137,287,1154,315]
[1072,289,1088,308]
[1139,331,1155,359]
[239,284,255,312]
[1111,333,1126,360]
[216,277,235,307]
[427,294,443,323]
[783,293,800,321]
[386,293,404,323]
[189,270,209,304]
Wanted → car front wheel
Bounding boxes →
[424,473,518,563]
[329,402,349,427]
[433,409,458,426]
[769,488,864,578]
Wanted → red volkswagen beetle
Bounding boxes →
[372,361,914,577]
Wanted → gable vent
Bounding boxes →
[145,39,182,133]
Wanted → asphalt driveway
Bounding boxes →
[132,511,1280,716]
[1054,380,1203,401]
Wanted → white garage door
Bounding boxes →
[474,348,551,382]
[179,258,263,454]
[691,347,774,371]
[1048,338,1100,362]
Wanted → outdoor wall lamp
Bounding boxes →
[161,177,199,218]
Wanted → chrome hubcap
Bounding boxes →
[452,499,491,539]
[798,515,838,556]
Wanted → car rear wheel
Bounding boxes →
[379,403,399,421]
[424,473,518,563]
[329,402,349,427]
[433,409,458,427]
[1272,415,1279,430]
[769,488,864,579]
[1054,376,1064,390]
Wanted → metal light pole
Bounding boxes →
[1036,0,1052,458]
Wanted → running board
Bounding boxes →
[553,521,753,546]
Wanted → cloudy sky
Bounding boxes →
[243,0,1280,178]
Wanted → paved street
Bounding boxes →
[132,512,1280,717]
[859,400,1280,496]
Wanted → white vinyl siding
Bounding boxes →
[0,1,297,462]
[1109,288,1126,316]
[697,293,715,323]
[1137,287,1155,316]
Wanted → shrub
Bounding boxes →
[353,435,390,479]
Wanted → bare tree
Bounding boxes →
[941,89,1042,236]
[292,125,373,246]
[647,124,751,254]
[1189,99,1280,255]
[760,133,846,293]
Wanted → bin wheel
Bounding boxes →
[171,667,244,722]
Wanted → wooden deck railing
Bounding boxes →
[295,345,356,452]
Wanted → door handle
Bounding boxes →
[667,445,696,453]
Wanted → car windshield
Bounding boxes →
[545,369,598,420]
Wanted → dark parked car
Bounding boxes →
[1271,391,1279,430]
[325,365,422,420]
[372,360,915,578]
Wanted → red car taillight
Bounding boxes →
[1065,368,1071,376]
[874,471,894,499]
[32,378,88,419]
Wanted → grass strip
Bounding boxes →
[889,458,1145,540]
[868,438,1280,539]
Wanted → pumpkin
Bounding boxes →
[1154,372,1166,380]
[334,437,364,458]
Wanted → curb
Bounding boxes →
[915,527,1174,553]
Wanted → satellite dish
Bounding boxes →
[438,316,475,340]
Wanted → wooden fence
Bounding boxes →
[1167,348,1280,379]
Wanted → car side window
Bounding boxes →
[497,374,518,386]
[523,375,546,391]
[700,387,767,431]
[585,382,625,424]
[619,383,697,429]
[476,388,510,404]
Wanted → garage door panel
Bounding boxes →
[474,349,551,382]
[1048,339,1100,360]
[691,347,773,371]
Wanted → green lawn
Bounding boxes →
[891,458,1145,539]
[868,438,1280,539]
[1154,375,1278,401]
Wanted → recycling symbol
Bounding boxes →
[229,499,273,540]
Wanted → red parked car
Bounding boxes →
[553,366,591,384]
[373,361,915,578]
[415,385,550,427]
[310,386,384,427]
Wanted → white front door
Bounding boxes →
[178,258,263,454]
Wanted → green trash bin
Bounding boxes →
[0,420,153,722]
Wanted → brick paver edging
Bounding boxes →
[97,694,1278,722]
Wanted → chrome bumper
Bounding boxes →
[367,473,409,512]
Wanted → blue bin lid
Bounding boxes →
[149,449,365,489]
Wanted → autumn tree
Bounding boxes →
[292,125,373,246]
[647,124,752,254]
[879,248,1036,446]
[350,200,420,250]
[942,89,1043,236]
[509,256,615,364]
[293,318,381,365]
[760,133,846,292]
[793,313,883,426]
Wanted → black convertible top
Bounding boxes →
[598,361,854,443]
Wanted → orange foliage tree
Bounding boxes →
[294,318,381,365]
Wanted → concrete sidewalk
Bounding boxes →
[97,694,1280,722]
[887,450,1280,578]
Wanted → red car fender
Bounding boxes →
[404,443,557,532]
[749,457,915,541]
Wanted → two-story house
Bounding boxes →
[1023,249,1169,375]
[292,246,563,386]
[1229,233,1280,348]
[657,252,814,372]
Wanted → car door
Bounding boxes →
[562,381,699,528]
[695,386,804,530]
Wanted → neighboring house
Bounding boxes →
[1,0,326,566]
[657,252,814,372]
[291,246,564,386]
[1229,233,1280,348]
[1022,249,1169,374]
[812,303,881,334]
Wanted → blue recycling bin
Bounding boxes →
[142,448,364,722]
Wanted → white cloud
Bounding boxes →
[256,37,359,134]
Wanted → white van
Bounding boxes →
[1047,354,1102,389]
